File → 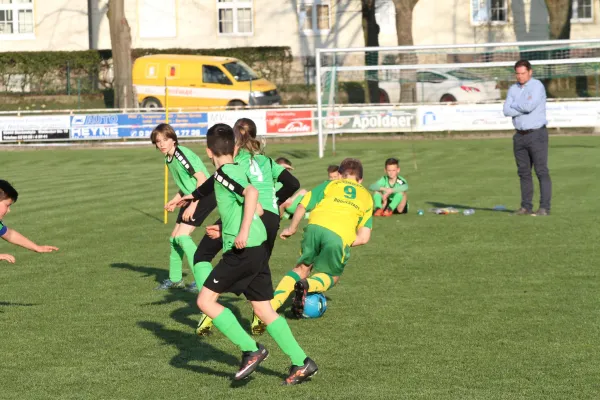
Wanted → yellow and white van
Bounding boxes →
[132,54,281,109]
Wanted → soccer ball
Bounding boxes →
[302,293,327,318]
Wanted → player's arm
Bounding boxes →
[280,203,306,240]
[270,158,300,205]
[280,181,328,239]
[351,227,371,247]
[0,253,15,263]
[1,228,58,253]
[182,171,208,221]
[179,176,215,204]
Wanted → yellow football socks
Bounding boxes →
[271,271,301,311]
[307,273,335,293]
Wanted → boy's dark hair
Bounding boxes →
[234,118,262,154]
[275,157,292,166]
[151,123,178,146]
[0,180,18,203]
[338,158,363,179]
[327,165,339,173]
[385,158,399,167]
[514,60,532,71]
[207,123,235,156]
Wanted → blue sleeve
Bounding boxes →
[0,222,7,237]
[503,86,522,117]
[511,80,546,113]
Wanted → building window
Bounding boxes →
[0,0,34,38]
[471,0,508,25]
[572,0,593,22]
[217,0,253,35]
[299,0,331,34]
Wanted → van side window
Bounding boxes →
[203,65,232,85]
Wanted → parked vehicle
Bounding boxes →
[378,69,501,103]
[133,54,281,109]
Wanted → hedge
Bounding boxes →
[0,47,292,95]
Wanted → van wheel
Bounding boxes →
[141,97,163,109]
[227,100,246,109]
[440,94,456,102]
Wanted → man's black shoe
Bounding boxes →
[234,343,269,380]
[283,357,318,385]
[291,279,309,318]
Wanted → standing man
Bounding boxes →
[503,60,552,216]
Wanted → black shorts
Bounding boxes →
[176,192,217,227]
[203,244,273,302]
[261,210,281,256]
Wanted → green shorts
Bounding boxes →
[297,225,350,276]
[285,194,305,215]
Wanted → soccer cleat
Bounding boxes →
[234,343,269,380]
[374,208,384,217]
[155,279,185,290]
[282,357,318,385]
[291,279,309,318]
[196,314,214,337]
[185,282,199,293]
[250,313,267,336]
[382,208,394,217]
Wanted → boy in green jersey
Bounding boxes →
[371,158,409,217]
[150,124,216,291]
[193,123,317,385]
[0,180,58,264]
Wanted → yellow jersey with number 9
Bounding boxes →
[300,179,373,245]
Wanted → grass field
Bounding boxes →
[1,136,599,400]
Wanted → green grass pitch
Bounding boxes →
[1,136,599,399]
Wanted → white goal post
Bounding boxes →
[315,38,600,158]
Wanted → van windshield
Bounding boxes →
[223,61,259,82]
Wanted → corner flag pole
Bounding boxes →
[164,78,169,225]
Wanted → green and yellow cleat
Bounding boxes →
[196,314,214,337]
[250,313,267,336]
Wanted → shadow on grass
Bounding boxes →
[0,301,37,313]
[131,207,163,223]
[138,320,287,384]
[110,262,169,285]
[550,144,597,149]
[426,201,514,213]
[278,150,312,159]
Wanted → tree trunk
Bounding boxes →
[392,0,419,103]
[544,0,572,40]
[108,0,136,109]
[362,0,380,103]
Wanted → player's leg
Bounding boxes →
[156,219,186,290]
[292,229,348,318]
[373,192,386,216]
[384,192,407,216]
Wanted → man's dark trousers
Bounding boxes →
[513,126,552,211]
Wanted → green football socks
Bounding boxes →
[192,261,213,288]
[267,316,307,366]
[175,235,198,268]
[373,192,383,209]
[168,237,184,282]
[213,308,258,352]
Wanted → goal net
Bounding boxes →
[315,39,600,157]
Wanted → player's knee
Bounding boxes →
[293,264,312,279]
[332,276,340,285]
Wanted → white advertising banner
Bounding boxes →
[207,110,267,135]
[0,115,70,141]
[417,101,600,132]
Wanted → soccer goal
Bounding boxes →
[315,38,600,158]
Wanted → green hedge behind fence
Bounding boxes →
[0,47,292,95]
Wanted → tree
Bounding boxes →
[362,0,380,103]
[544,0,572,40]
[108,0,136,109]
[392,0,419,102]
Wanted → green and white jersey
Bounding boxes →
[166,146,209,195]
[234,149,281,214]
[0,220,7,236]
[214,163,267,252]
[372,175,409,193]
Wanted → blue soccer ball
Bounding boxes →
[302,293,327,318]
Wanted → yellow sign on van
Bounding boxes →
[132,55,281,109]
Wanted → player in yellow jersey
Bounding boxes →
[262,158,373,324]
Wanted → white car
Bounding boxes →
[378,69,501,104]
